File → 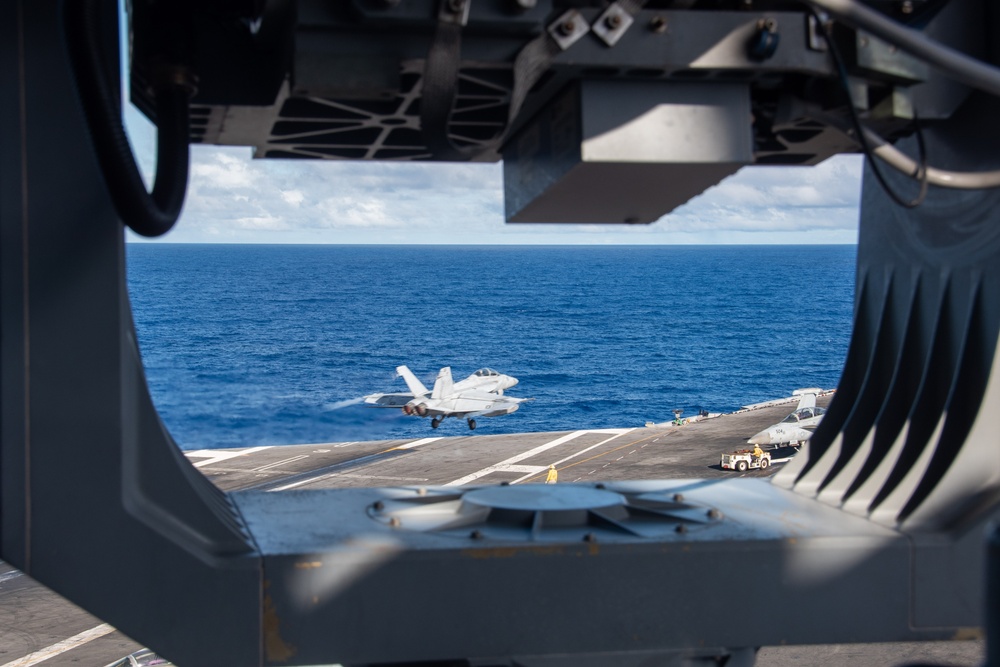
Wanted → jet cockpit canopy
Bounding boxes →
[781,406,827,423]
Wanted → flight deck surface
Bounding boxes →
[189,399,812,493]
[0,395,984,666]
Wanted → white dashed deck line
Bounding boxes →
[187,446,272,468]
[0,624,116,667]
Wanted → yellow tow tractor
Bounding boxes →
[721,448,771,472]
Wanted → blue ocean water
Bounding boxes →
[125,244,856,450]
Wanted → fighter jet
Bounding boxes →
[747,388,827,448]
[364,366,528,430]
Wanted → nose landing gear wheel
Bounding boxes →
[467,419,477,430]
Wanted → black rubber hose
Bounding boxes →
[66,0,192,237]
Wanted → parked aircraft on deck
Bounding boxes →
[747,388,828,447]
[364,366,528,430]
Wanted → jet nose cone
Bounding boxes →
[506,377,518,388]
[748,431,770,446]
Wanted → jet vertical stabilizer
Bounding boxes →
[396,365,430,397]
[792,388,820,410]
[432,367,454,400]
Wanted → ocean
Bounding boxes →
[125,244,856,450]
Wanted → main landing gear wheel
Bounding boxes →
[467,419,477,431]
[431,417,442,429]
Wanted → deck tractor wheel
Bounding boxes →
[736,460,748,472]
[468,419,477,431]
[760,457,769,469]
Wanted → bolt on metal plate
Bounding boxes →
[593,3,634,47]
[547,9,590,51]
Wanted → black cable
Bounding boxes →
[65,0,194,237]
[814,11,929,208]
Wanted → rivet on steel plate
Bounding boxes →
[583,533,598,543]
[373,501,385,511]
[672,493,685,502]
[649,16,667,33]
[470,530,484,540]
[707,509,722,520]
[389,517,401,528]
[675,524,688,534]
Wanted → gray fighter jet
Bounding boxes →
[364,366,528,430]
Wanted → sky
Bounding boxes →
[123,101,864,246]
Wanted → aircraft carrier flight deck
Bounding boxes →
[189,398,818,494]
[0,394,984,667]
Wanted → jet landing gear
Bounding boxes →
[431,417,477,430]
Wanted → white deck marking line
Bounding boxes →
[0,570,23,585]
[0,623,116,667]
[269,473,337,492]
[509,430,636,485]
[251,455,309,473]
[498,465,547,474]
[188,446,273,468]
[445,431,590,486]
[331,474,431,482]
[394,437,442,450]
[550,430,634,467]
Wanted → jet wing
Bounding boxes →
[363,393,415,408]
[446,392,530,417]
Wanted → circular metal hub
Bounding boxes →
[461,486,625,512]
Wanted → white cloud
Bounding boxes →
[124,102,862,244]
[280,189,305,206]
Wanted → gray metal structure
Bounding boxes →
[3,0,1000,665]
